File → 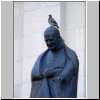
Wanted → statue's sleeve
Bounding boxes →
[59,52,79,82]
[31,53,44,81]
[31,73,43,81]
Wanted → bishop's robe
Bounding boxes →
[30,44,79,98]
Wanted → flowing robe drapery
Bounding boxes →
[30,44,79,98]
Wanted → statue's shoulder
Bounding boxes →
[64,45,77,56]
[64,44,79,66]
[36,49,48,61]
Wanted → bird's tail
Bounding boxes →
[54,25,59,29]
[56,25,59,29]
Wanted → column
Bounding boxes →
[14,2,24,98]
[60,2,66,40]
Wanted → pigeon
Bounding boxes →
[48,14,59,29]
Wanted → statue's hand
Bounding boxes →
[42,68,53,78]
[53,75,64,83]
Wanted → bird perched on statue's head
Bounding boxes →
[48,14,59,29]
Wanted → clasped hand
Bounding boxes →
[42,68,53,78]
[42,68,65,83]
[52,75,64,83]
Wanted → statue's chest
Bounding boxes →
[43,49,66,68]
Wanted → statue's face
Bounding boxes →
[44,33,60,50]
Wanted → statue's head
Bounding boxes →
[44,26,63,51]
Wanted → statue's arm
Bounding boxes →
[31,73,43,81]
[59,58,78,82]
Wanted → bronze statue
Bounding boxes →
[30,17,79,98]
